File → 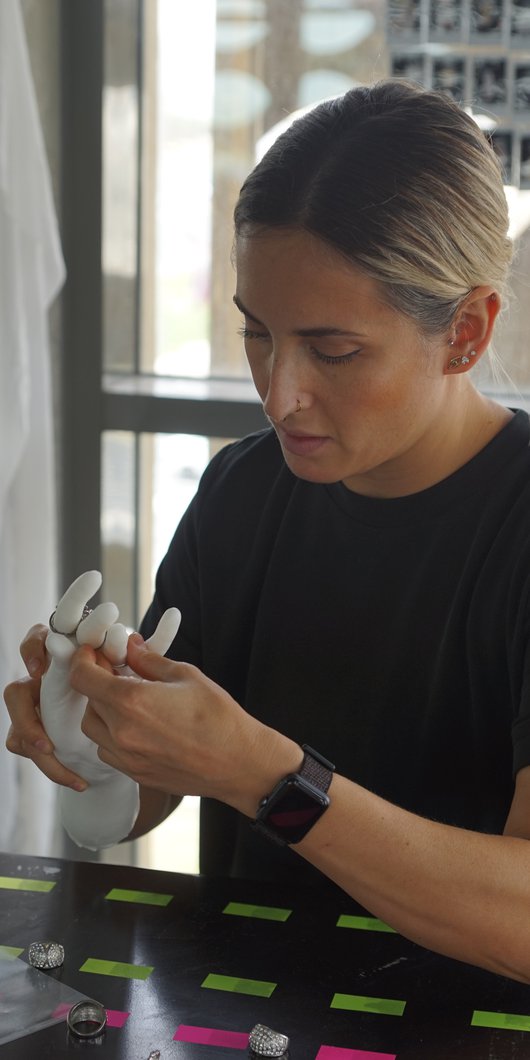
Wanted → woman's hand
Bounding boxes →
[71,635,301,818]
[4,624,87,791]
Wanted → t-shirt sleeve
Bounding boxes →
[138,438,245,667]
[139,492,202,667]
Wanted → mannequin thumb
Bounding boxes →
[127,634,177,682]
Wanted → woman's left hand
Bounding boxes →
[69,634,300,818]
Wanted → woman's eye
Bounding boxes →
[311,346,361,366]
[237,326,270,341]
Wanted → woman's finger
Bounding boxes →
[19,624,49,677]
[4,678,87,790]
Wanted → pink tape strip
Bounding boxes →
[51,1003,129,1028]
[52,1003,71,1019]
[316,1048,397,1060]
[105,1009,130,1028]
[174,1024,249,1048]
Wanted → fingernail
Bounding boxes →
[27,658,42,677]
[129,633,145,648]
[72,781,87,792]
[34,739,52,753]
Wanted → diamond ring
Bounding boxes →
[28,941,64,969]
[249,1023,290,1057]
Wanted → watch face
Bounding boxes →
[260,776,329,844]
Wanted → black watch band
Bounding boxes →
[252,744,335,846]
[299,745,334,793]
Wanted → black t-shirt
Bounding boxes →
[141,409,530,885]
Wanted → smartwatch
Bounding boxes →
[252,744,335,846]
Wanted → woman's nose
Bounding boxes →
[261,349,308,424]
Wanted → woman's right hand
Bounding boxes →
[3,623,88,791]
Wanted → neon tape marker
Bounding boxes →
[105,1009,130,1028]
[201,973,276,997]
[52,1003,129,1027]
[0,876,55,892]
[0,945,24,959]
[472,1010,530,1032]
[80,957,154,980]
[223,901,292,922]
[174,1025,249,1047]
[331,993,406,1016]
[316,1047,397,1060]
[105,888,173,907]
[52,1003,72,1020]
[337,915,396,933]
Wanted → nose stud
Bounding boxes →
[281,398,303,422]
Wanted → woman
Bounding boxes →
[6,80,530,982]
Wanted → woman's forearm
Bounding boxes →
[297,774,530,982]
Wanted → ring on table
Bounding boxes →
[49,604,92,634]
[249,1023,290,1057]
[27,941,64,969]
[66,999,107,1039]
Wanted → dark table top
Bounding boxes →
[1,850,529,1058]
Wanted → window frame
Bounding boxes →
[59,0,264,605]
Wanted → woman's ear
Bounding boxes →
[444,287,500,375]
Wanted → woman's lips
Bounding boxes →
[277,427,329,456]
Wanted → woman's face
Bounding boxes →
[234,227,459,498]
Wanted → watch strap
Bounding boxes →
[300,744,334,794]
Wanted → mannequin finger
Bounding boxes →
[145,607,182,656]
[45,631,76,666]
[102,623,129,666]
[52,570,103,634]
[76,602,119,648]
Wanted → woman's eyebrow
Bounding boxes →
[232,294,367,338]
[233,294,263,325]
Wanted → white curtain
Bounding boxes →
[0,0,65,853]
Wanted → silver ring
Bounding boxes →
[49,605,92,635]
[67,1000,107,1039]
[249,1023,290,1057]
[28,941,64,969]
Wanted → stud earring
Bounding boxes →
[448,354,472,369]
[470,350,477,357]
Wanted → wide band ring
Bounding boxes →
[67,1000,107,1039]
[28,941,64,969]
[49,605,92,635]
[249,1023,290,1057]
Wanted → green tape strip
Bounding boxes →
[337,914,396,933]
[202,973,276,997]
[472,1010,530,1032]
[0,945,24,959]
[105,887,173,907]
[223,901,291,922]
[80,958,154,980]
[331,993,406,1016]
[0,876,55,893]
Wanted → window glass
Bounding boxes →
[102,0,141,373]
[101,0,530,390]
[102,431,228,630]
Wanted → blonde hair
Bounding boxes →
[234,79,512,336]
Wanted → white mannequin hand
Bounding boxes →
[40,571,181,850]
